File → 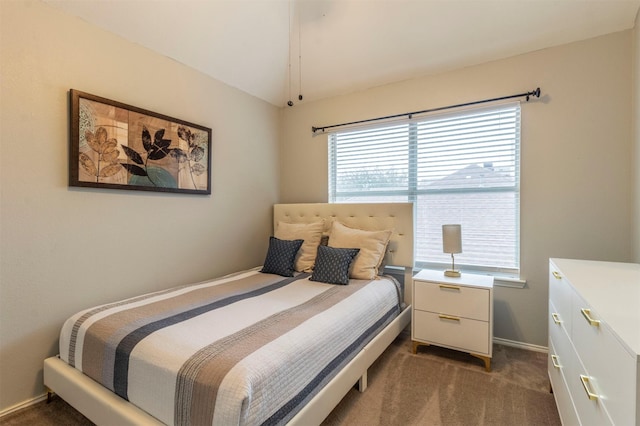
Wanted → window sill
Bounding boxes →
[453,272,527,288]
[492,275,527,288]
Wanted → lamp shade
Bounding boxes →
[442,224,462,254]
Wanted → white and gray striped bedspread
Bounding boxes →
[58,268,403,425]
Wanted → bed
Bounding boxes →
[44,202,414,425]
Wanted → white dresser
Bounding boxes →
[548,258,640,426]
[412,269,494,371]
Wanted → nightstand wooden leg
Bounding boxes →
[470,353,491,372]
[412,341,429,354]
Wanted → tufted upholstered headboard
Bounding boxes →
[273,203,415,304]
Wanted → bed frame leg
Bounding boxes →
[46,387,54,403]
[357,370,368,392]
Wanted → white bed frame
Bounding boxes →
[44,202,414,426]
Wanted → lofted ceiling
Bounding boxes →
[43,0,640,107]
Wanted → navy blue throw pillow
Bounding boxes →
[260,236,304,277]
[310,245,360,285]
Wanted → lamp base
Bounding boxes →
[444,269,461,278]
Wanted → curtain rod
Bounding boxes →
[311,87,541,134]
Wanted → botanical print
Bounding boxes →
[78,98,129,185]
[73,91,211,194]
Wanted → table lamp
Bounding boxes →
[442,224,462,277]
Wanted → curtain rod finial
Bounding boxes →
[527,87,541,101]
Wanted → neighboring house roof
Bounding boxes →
[427,163,515,190]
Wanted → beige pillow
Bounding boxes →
[328,221,392,280]
[275,221,324,272]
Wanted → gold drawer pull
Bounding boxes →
[580,375,599,400]
[551,313,562,325]
[581,309,600,327]
[551,355,561,369]
[438,314,460,321]
[439,284,461,291]
[552,271,562,279]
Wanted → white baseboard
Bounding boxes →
[0,393,48,418]
[494,337,548,353]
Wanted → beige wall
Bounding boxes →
[0,0,280,411]
[281,31,635,347]
[634,9,640,263]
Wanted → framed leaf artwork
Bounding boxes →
[69,89,212,195]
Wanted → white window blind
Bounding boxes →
[329,102,520,274]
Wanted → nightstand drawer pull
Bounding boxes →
[438,314,460,321]
[581,309,600,327]
[551,354,561,369]
[551,313,562,325]
[439,284,461,291]
[579,375,599,401]
[552,271,562,280]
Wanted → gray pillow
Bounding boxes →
[310,245,360,285]
[260,236,304,277]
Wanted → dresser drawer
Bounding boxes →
[570,355,614,426]
[548,338,579,426]
[550,323,613,426]
[413,310,489,355]
[549,302,573,367]
[414,280,489,321]
[571,294,636,426]
[549,305,581,410]
[549,262,573,335]
[549,299,570,345]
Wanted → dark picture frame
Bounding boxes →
[69,89,212,195]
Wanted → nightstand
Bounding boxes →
[411,269,494,371]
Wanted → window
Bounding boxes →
[328,103,520,275]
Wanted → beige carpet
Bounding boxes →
[322,330,560,425]
[1,330,560,426]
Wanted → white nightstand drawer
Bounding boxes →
[413,310,490,355]
[414,281,489,321]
